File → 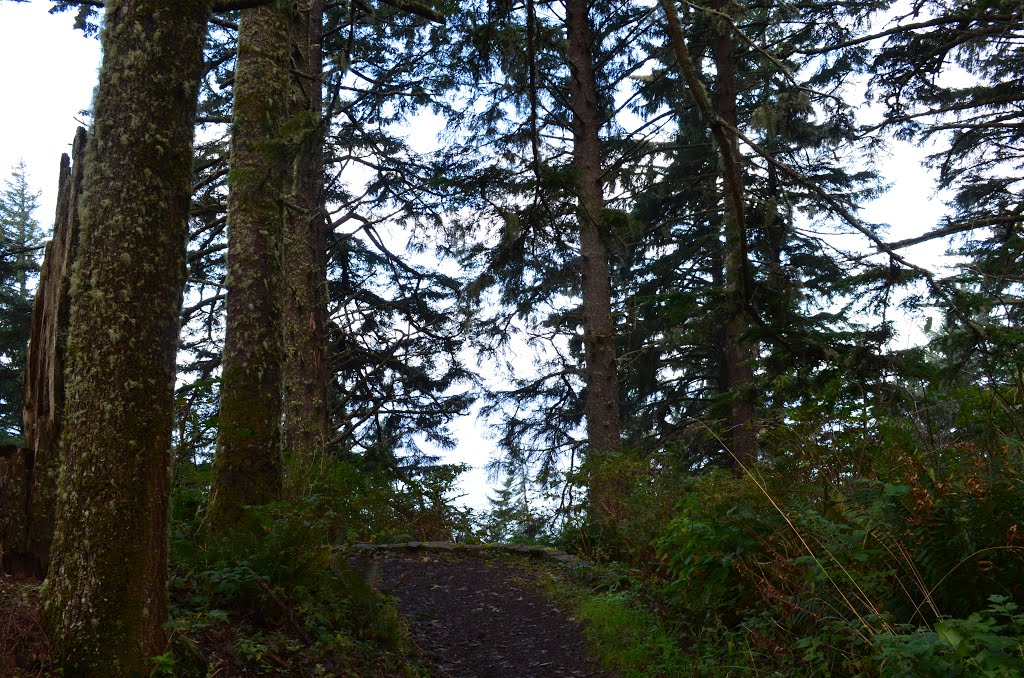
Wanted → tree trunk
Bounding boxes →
[0,128,86,578]
[565,0,622,518]
[711,0,756,470]
[283,0,331,488]
[207,2,293,528]
[658,0,756,470]
[40,2,211,673]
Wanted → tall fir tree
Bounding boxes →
[565,0,624,518]
[606,0,891,473]
[207,1,294,529]
[40,0,212,672]
[425,0,654,516]
[0,160,43,445]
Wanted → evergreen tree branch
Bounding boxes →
[0,244,47,258]
[795,13,1021,56]
[862,93,1024,133]
[379,0,443,23]
[879,214,1023,253]
[721,117,988,340]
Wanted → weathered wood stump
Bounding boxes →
[0,128,86,577]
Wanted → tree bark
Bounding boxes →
[711,0,756,470]
[0,128,86,578]
[565,0,622,517]
[659,0,756,470]
[208,1,292,528]
[40,1,211,673]
[283,0,331,488]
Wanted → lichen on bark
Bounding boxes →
[39,1,212,674]
[283,0,331,490]
[207,1,294,528]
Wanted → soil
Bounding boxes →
[352,551,611,678]
[2,553,611,677]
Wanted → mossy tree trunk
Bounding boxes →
[40,1,211,674]
[207,1,293,528]
[565,0,623,520]
[283,0,331,488]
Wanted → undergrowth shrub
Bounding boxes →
[651,441,1024,676]
[167,460,432,676]
[565,448,688,567]
[281,455,474,543]
[874,595,1024,676]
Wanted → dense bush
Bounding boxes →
[168,496,418,675]
[164,452,476,675]
[648,433,1024,676]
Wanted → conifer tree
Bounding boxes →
[207,1,294,528]
[426,0,654,515]
[565,0,623,514]
[609,0,889,471]
[282,0,331,483]
[657,0,757,468]
[0,160,43,445]
[40,0,212,672]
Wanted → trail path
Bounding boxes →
[353,549,611,678]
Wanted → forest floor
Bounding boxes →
[0,549,651,677]
[0,573,49,675]
[351,549,613,678]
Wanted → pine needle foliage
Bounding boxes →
[0,161,43,445]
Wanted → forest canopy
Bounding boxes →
[0,0,1022,674]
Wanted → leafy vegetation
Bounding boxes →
[542,569,690,678]
[4,0,1024,673]
[168,480,428,676]
[548,383,1024,676]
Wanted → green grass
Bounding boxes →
[536,568,692,677]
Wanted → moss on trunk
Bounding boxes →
[207,2,293,528]
[283,0,331,487]
[40,1,211,674]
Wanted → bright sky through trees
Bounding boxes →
[0,0,957,511]
[0,3,99,222]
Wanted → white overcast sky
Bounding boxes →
[0,0,957,511]
[0,2,100,220]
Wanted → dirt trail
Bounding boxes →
[353,551,611,678]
